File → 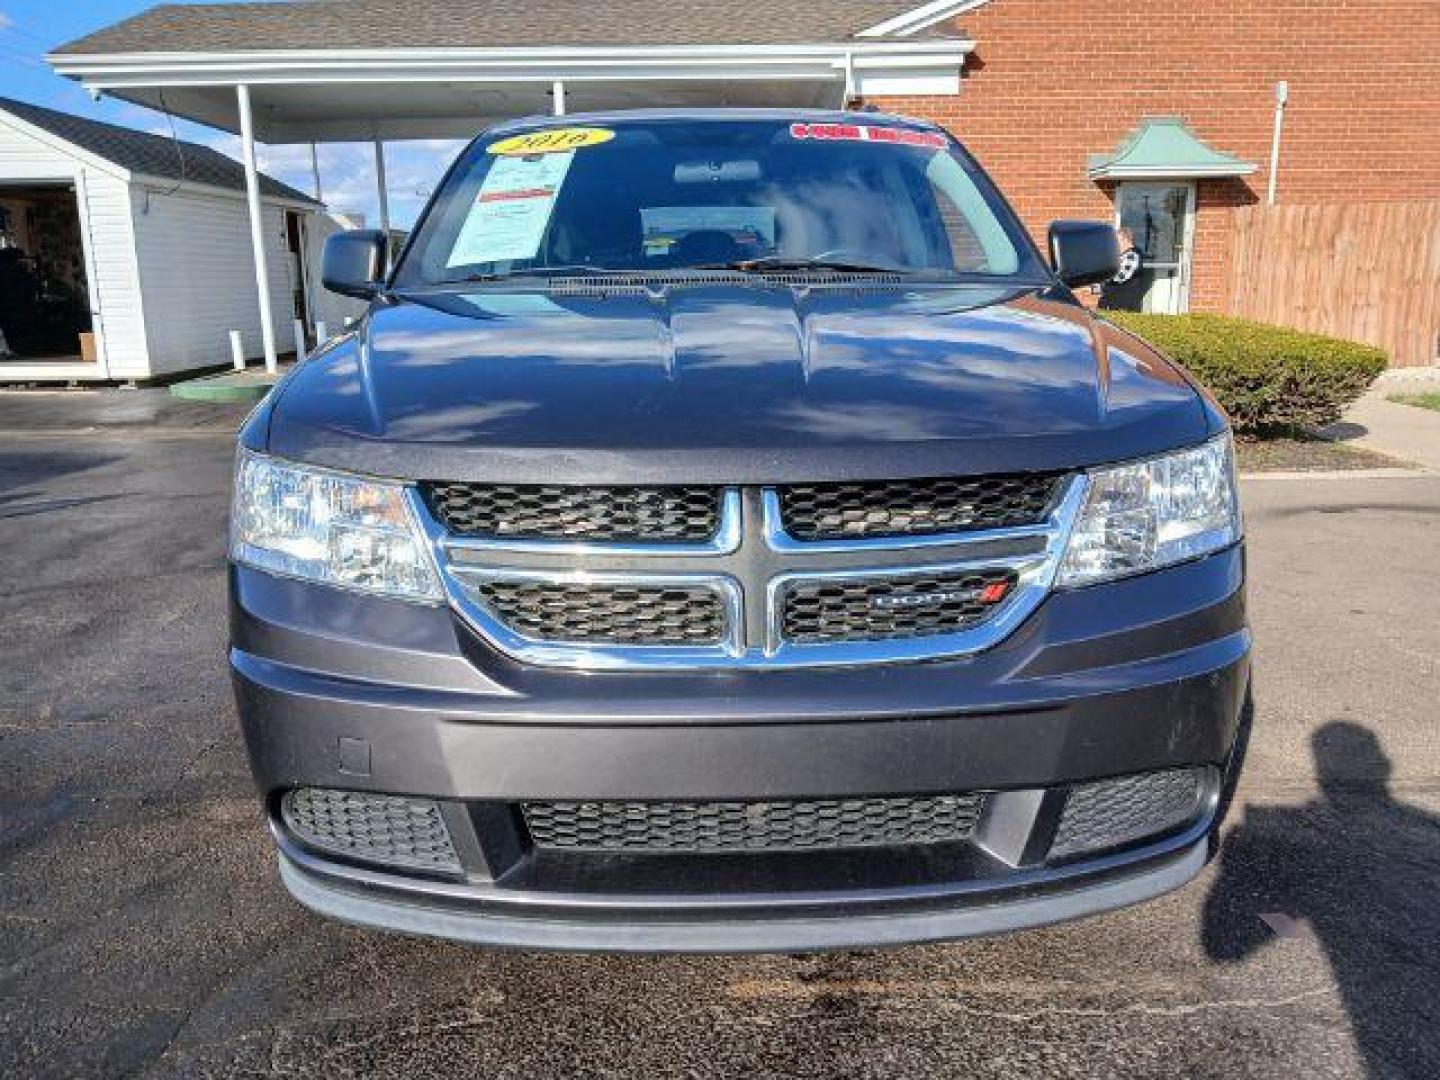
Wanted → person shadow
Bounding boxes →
[1202,721,1440,1077]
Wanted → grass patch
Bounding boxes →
[1387,392,1440,413]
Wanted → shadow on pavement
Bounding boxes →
[1203,722,1440,1077]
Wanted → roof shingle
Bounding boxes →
[0,96,319,204]
[54,1,931,55]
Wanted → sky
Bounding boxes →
[0,0,463,228]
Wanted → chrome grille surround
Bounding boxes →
[409,475,1087,670]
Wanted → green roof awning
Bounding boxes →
[1088,117,1257,181]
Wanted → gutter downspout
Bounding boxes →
[1267,80,1288,206]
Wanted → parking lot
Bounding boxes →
[2,393,1437,1079]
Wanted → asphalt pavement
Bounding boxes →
[1,392,1437,1079]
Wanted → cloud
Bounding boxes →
[0,13,15,32]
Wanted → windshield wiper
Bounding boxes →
[455,264,632,283]
[694,255,927,276]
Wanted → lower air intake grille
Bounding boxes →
[477,579,726,645]
[281,788,460,874]
[1049,768,1207,859]
[522,794,986,852]
[782,569,1016,644]
[779,473,1064,541]
[422,482,721,543]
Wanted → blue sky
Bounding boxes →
[0,0,462,227]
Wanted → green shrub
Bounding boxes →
[1103,312,1387,435]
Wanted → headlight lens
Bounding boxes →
[230,451,441,600]
[1058,434,1240,587]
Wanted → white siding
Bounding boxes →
[131,185,300,377]
[0,116,148,377]
[303,213,368,336]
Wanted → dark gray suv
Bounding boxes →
[229,111,1249,951]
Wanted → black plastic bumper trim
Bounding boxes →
[277,837,1208,953]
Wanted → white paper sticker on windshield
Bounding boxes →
[446,151,575,267]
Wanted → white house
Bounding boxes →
[0,96,359,383]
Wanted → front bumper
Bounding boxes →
[231,545,1250,951]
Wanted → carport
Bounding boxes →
[47,1,974,370]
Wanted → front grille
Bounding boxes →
[1049,768,1207,859]
[476,579,726,645]
[779,473,1064,541]
[423,482,721,542]
[522,794,986,852]
[782,569,1017,644]
[281,788,460,874]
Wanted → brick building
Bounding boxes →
[870,0,1440,319]
[49,0,1440,374]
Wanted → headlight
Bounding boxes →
[230,451,441,600]
[1057,433,1240,588]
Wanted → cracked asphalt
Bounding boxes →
[2,391,1437,1079]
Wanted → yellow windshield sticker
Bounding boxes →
[488,128,615,156]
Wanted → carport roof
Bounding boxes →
[54,1,961,54]
[0,96,319,204]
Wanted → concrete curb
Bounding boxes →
[169,372,281,404]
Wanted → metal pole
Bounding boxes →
[315,320,328,344]
[1267,80,1288,206]
[293,317,307,362]
[310,142,323,203]
[373,137,391,236]
[229,329,246,372]
[237,84,279,374]
[552,80,566,116]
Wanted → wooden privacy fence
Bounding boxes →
[1226,200,1440,368]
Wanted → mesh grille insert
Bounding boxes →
[782,569,1016,644]
[1050,768,1206,859]
[779,473,1064,541]
[423,483,722,543]
[523,794,986,852]
[477,579,726,645]
[281,788,460,874]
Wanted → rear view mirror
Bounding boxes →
[322,230,388,300]
[1047,220,1121,289]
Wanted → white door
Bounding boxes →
[1114,181,1196,314]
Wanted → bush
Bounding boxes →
[1103,312,1387,435]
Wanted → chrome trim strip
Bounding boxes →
[760,487,1058,554]
[407,476,1089,672]
[762,477,1087,666]
[442,565,746,670]
[437,488,742,557]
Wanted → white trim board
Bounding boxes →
[857,0,994,38]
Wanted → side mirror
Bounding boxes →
[1047,220,1121,289]
[322,230,388,300]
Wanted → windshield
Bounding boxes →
[393,118,1046,287]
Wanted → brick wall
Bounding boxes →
[869,0,1440,313]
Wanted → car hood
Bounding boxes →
[262,284,1215,483]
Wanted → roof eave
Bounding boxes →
[1088,163,1259,181]
[48,38,975,76]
